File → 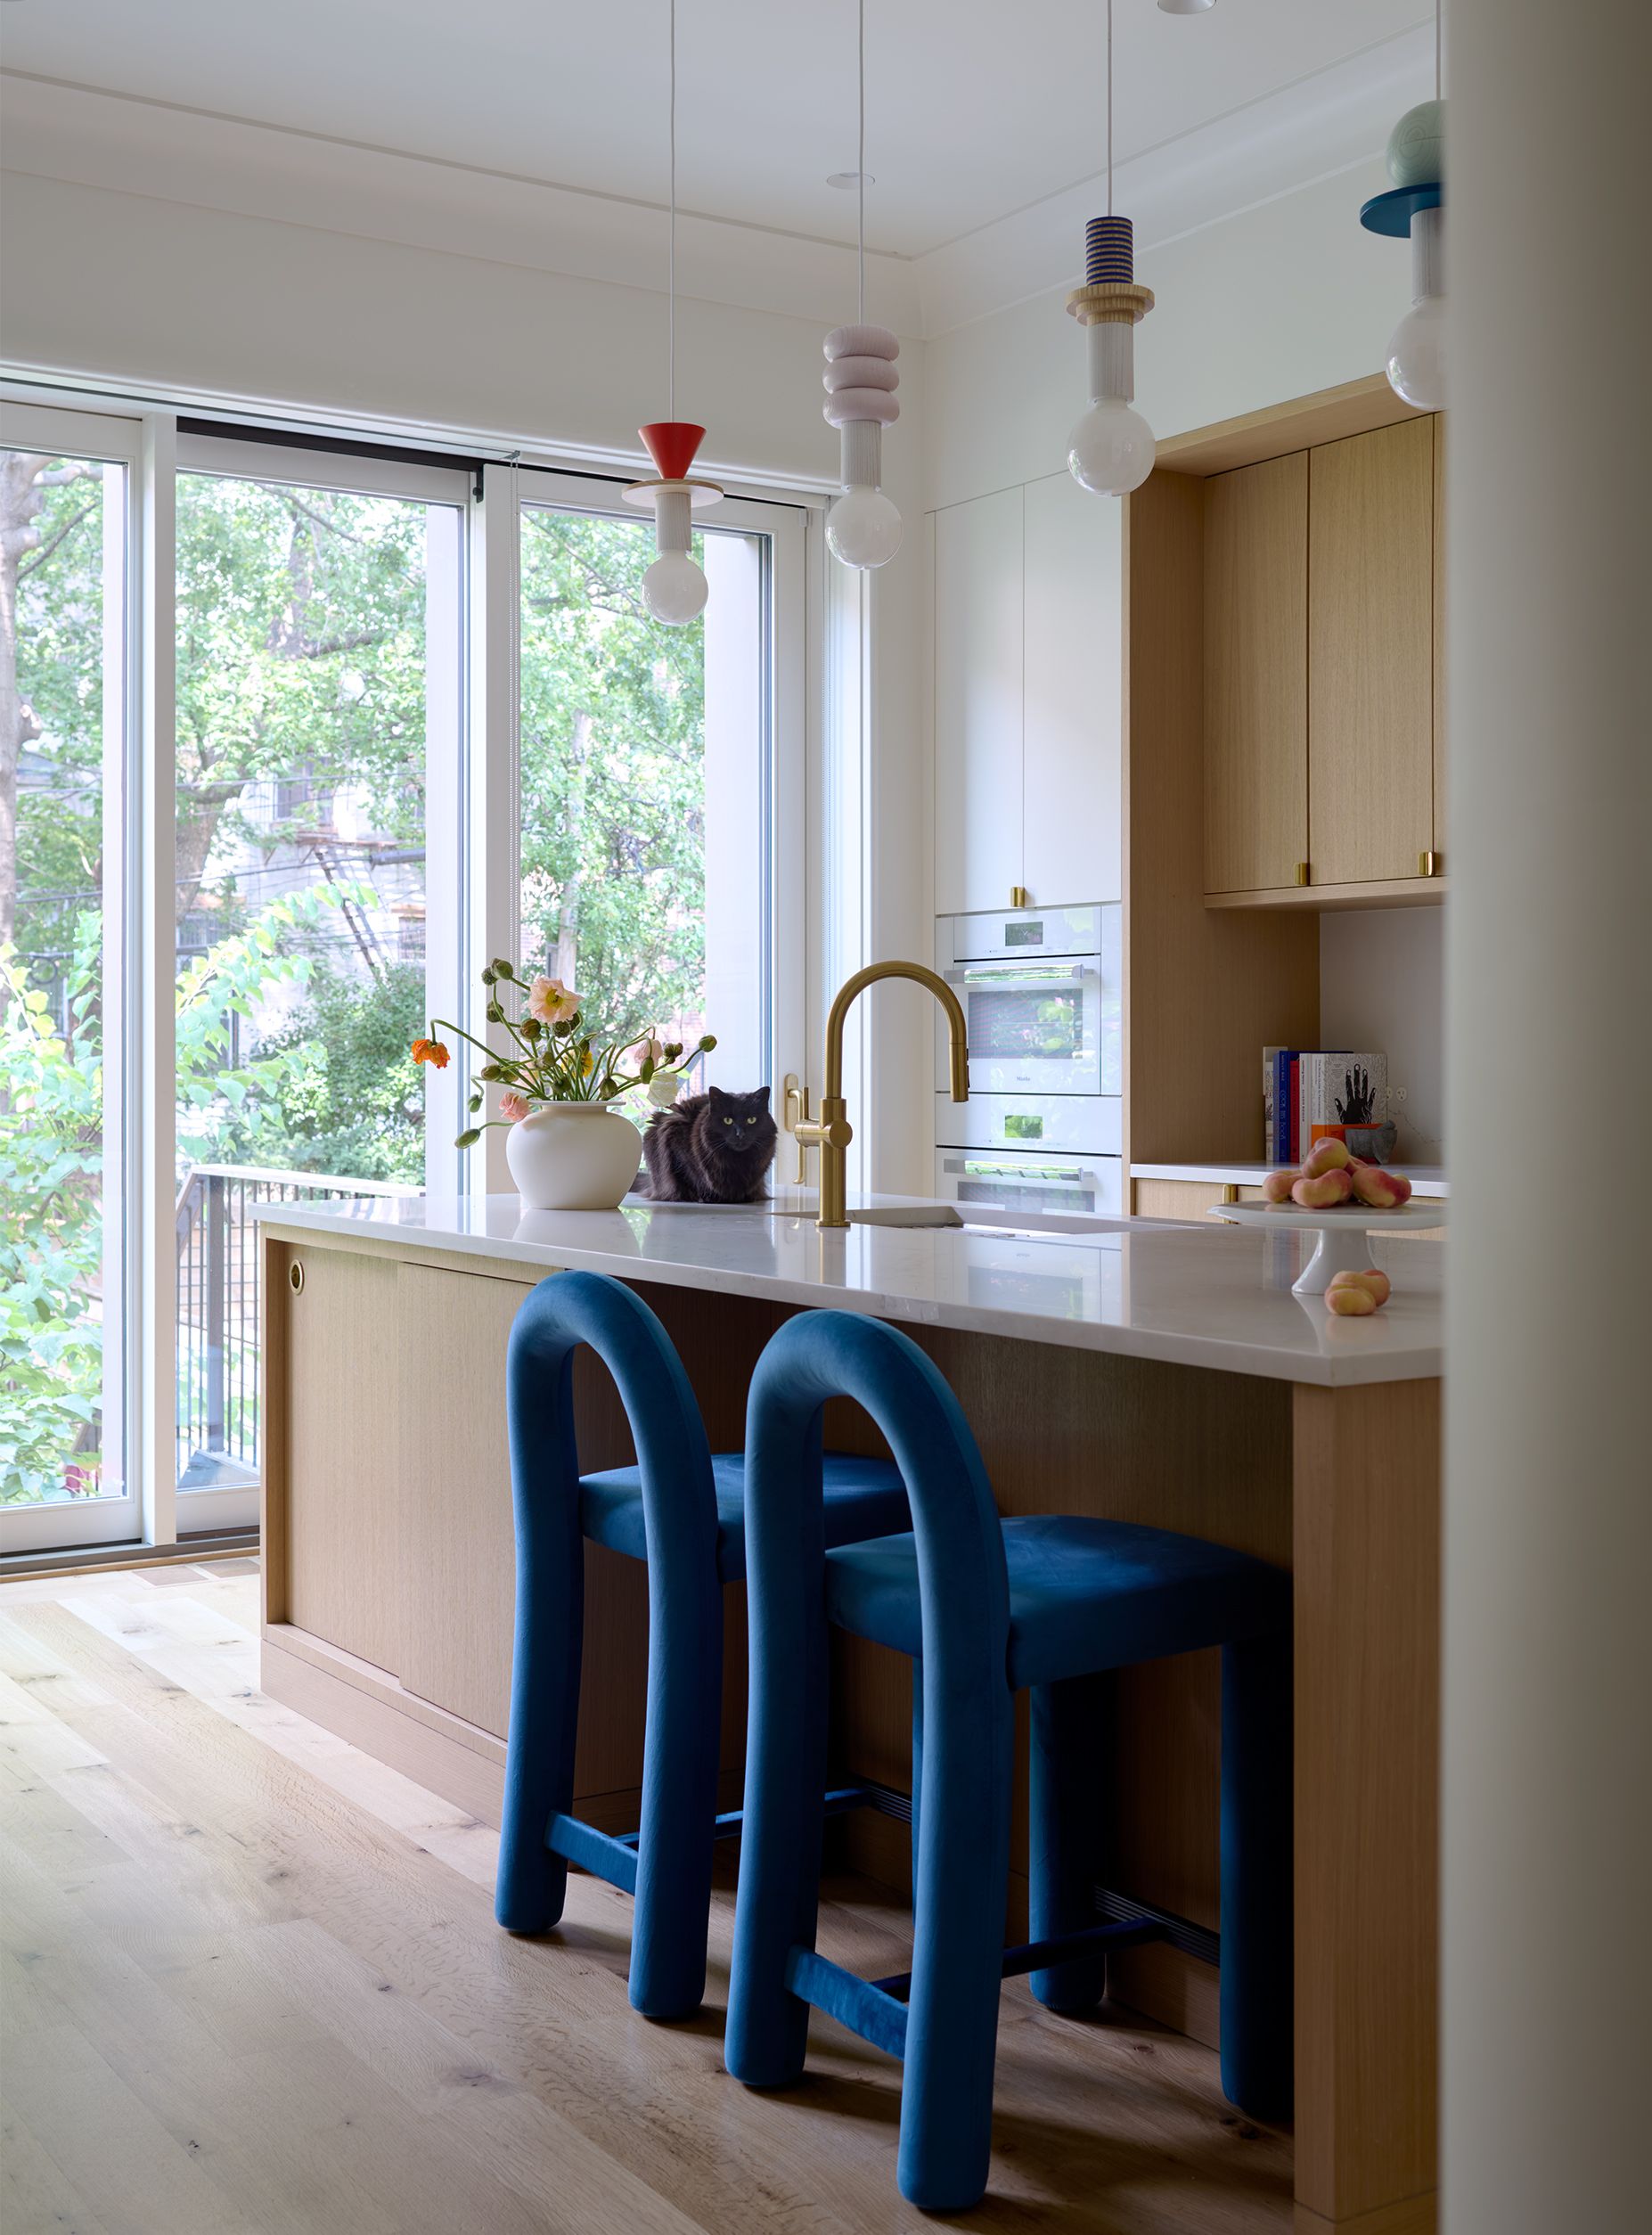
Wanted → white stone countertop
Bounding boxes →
[259,1188,1443,1389]
[1133,1159,1449,1197]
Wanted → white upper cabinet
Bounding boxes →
[933,486,1024,916]
[1023,472,1121,907]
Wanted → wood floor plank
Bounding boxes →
[0,1569,1292,2235]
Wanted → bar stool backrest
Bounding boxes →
[499,1270,723,1953]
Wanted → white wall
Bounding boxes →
[1320,908,1444,1161]
[922,160,1446,1170]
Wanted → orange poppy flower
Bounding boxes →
[412,1037,451,1069]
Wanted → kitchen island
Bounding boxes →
[258,1194,1442,2235]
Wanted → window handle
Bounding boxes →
[782,1074,814,1185]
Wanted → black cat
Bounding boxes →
[637,1085,778,1204]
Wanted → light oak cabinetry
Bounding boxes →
[933,474,1120,914]
[1203,453,1308,896]
[1197,406,1444,910]
[1308,418,1435,887]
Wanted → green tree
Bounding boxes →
[519,510,707,1036]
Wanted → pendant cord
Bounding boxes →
[668,0,677,420]
[1435,0,1442,99]
[857,0,866,323]
[1106,0,1114,217]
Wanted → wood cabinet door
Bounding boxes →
[934,486,1024,915]
[1308,419,1435,886]
[1203,452,1309,895]
[1433,413,1446,863]
[1023,471,1122,908]
[281,1243,405,1676]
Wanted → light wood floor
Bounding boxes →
[0,1561,1292,2234]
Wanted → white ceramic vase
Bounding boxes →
[504,1101,642,1212]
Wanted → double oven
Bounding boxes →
[933,902,1122,1220]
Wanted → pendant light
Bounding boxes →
[625,0,722,624]
[1362,1,1446,410]
[822,0,902,570]
[1066,0,1156,497]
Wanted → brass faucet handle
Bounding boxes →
[794,1110,852,1151]
[782,1073,814,1184]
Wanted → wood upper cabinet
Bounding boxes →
[1308,418,1435,886]
[1203,453,1308,895]
[933,487,1024,916]
[1433,414,1446,864]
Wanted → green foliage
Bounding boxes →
[0,932,105,1504]
[518,510,707,1034]
[251,959,426,1183]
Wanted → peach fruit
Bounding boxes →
[1292,1168,1354,1209]
[1325,1279,1378,1316]
[1329,1267,1392,1307]
[1302,1136,1352,1177]
[1351,1165,1412,1210]
[1262,1168,1297,1204]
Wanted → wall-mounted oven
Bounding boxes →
[936,903,1119,1100]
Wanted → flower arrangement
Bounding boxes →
[413,960,715,1149]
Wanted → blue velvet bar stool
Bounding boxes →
[494,1270,911,2022]
[725,1310,1292,2214]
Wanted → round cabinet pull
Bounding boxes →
[289,1260,306,1296]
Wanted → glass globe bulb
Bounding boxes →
[642,553,708,626]
[826,487,904,569]
[1067,399,1156,496]
[1386,296,1446,411]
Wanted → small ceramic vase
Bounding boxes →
[504,1102,642,1211]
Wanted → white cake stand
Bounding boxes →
[1208,1199,1447,1294]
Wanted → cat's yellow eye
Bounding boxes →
[724,1116,732,1125]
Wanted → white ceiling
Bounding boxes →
[2,0,1433,262]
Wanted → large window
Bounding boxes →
[1,411,133,1546]
[516,471,799,1100]
[0,407,807,1559]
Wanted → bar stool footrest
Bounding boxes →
[546,1812,639,1895]
[784,1947,911,2059]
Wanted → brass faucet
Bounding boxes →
[793,961,970,1230]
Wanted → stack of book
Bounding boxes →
[1264,1046,1388,1165]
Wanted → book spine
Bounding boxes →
[1288,1056,1301,1163]
[1275,1049,1295,1165]
[1263,1047,1280,1163]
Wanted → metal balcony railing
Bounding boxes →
[175,1163,421,1488]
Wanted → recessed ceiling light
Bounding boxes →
[1157,0,1216,13]
[826,171,875,190]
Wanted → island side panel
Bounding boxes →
[824,1327,1295,2049]
[1292,1376,1440,2233]
[263,1235,781,1830]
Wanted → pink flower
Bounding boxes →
[633,1034,666,1066]
[527,974,580,1026]
[498,1090,529,1123]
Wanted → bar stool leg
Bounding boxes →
[1218,1629,1294,2121]
[908,1666,922,1899]
[1028,1671,1111,2013]
[628,1551,726,2018]
[725,1457,830,2088]
[495,1437,585,1935]
[897,1665,1015,2213]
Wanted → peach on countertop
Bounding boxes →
[1329,1267,1393,1308]
[1352,1165,1413,1209]
[1303,1137,1352,1177]
[1262,1168,1297,1204]
[1325,1280,1378,1316]
[1292,1168,1354,1209]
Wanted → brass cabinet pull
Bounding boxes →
[1010,885,1030,910]
[289,1259,305,1295]
[1419,848,1442,877]
[1295,862,1310,887]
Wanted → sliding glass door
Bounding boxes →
[169,437,468,1529]
[1,405,137,1551]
